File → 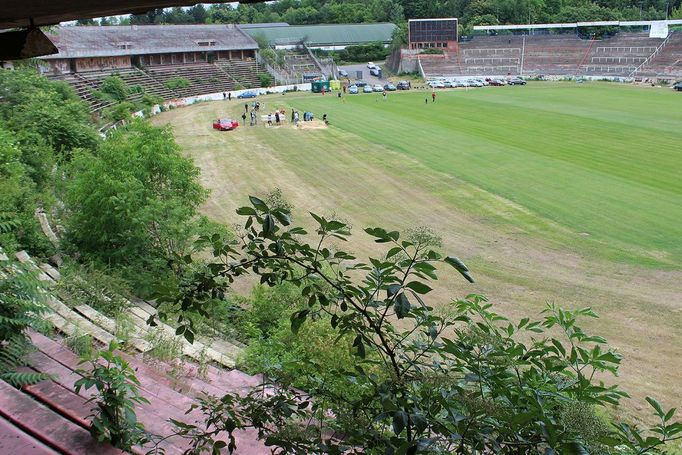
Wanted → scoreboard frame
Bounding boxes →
[408,18,459,50]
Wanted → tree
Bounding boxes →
[64,120,208,293]
[0,127,45,252]
[155,197,682,454]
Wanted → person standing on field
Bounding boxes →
[432,91,436,102]
[228,92,232,101]
[383,91,387,101]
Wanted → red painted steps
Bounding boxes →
[0,416,59,455]
[0,381,124,455]
[26,332,269,454]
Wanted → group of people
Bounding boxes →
[229,97,329,128]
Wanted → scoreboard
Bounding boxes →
[408,18,458,50]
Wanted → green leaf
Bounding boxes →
[290,310,309,335]
[392,411,407,435]
[263,214,275,237]
[184,329,194,344]
[444,256,475,283]
[249,195,268,212]
[562,442,589,455]
[272,210,291,226]
[405,281,432,294]
[646,397,665,418]
[394,293,411,319]
[236,206,256,216]
[386,246,402,259]
[353,335,366,358]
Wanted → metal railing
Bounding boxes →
[629,33,672,77]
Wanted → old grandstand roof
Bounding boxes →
[242,23,397,47]
[473,19,682,31]
[0,0,265,30]
[42,24,258,59]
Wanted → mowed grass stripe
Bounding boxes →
[287,84,682,265]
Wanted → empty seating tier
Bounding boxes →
[419,32,682,79]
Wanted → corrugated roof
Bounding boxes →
[242,23,396,46]
[43,25,258,59]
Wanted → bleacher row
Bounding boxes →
[0,248,267,454]
[50,59,270,112]
[421,32,682,79]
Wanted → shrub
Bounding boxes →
[164,77,191,90]
[420,48,444,55]
[155,197,682,454]
[104,101,136,122]
[338,42,390,63]
[75,341,149,450]
[259,73,273,87]
[99,76,130,102]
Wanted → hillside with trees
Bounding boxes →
[83,0,682,34]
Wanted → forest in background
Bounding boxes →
[75,0,682,35]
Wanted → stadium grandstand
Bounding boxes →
[242,23,396,84]
[37,24,273,111]
[403,19,682,81]
[241,22,396,50]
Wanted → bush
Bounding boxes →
[164,77,191,90]
[99,76,130,102]
[259,73,273,87]
[104,101,136,122]
[155,197,682,454]
[338,42,390,63]
[421,48,444,55]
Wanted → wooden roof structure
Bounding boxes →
[0,1,265,30]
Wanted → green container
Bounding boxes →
[311,80,331,93]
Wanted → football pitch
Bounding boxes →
[154,82,682,416]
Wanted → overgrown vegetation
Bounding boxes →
[164,77,191,90]
[75,341,150,451]
[154,196,682,454]
[0,228,51,387]
[63,120,210,295]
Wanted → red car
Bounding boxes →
[212,118,239,131]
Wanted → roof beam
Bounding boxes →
[0,0,266,30]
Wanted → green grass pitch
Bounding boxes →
[285,82,682,268]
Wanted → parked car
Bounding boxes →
[467,79,484,87]
[348,85,359,94]
[338,69,349,78]
[488,79,505,86]
[212,118,239,131]
[454,80,467,88]
[396,81,411,90]
[443,80,455,88]
[372,84,384,92]
[508,77,527,85]
[367,62,377,69]
[428,80,445,88]
[363,85,373,93]
[673,81,682,91]
[476,79,489,86]
[237,91,257,98]
[384,83,397,91]
[355,80,368,87]
[370,67,381,77]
